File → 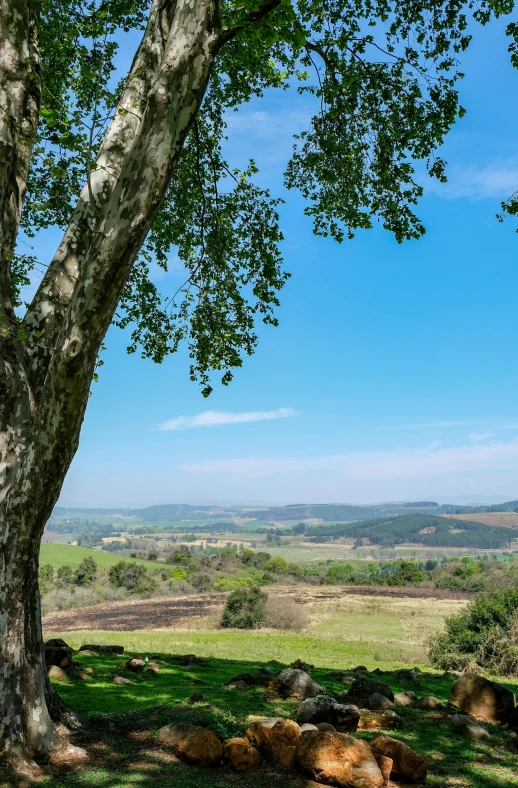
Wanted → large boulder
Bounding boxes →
[369,693,394,711]
[246,717,300,760]
[274,668,323,699]
[347,677,394,703]
[394,691,417,707]
[158,722,222,765]
[47,665,67,681]
[80,644,124,655]
[295,730,384,788]
[449,672,515,724]
[418,696,446,710]
[370,735,427,782]
[450,713,491,741]
[123,658,146,672]
[295,695,360,733]
[223,737,261,772]
[44,638,73,669]
[357,710,402,731]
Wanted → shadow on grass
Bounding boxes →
[1,649,517,788]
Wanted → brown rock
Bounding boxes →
[123,658,146,672]
[77,649,99,657]
[369,693,394,710]
[295,730,383,788]
[295,695,360,732]
[316,722,336,732]
[300,723,319,732]
[274,668,322,699]
[178,654,199,666]
[80,644,124,654]
[147,661,160,674]
[374,754,393,786]
[358,710,402,731]
[450,713,491,741]
[449,672,516,724]
[370,735,427,782]
[418,695,446,710]
[48,665,67,680]
[113,674,135,685]
[277,743,296,768]
[44,638,73,669]
[77,671,92,681]
[177,726,222,766]
[223,737,261,772]
[348,677,394,703]
[158,722,194,747]
[353,665,368,672]
[394,691,417,706]
[292,659,315,672]
[246,717,300,758]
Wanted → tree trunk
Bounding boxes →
[0,0,223,768]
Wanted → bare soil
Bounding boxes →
[42,584,468,632]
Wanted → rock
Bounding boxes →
[300,723,319,732]
[358,710,402,731]
[113,674,135,685]
[394,691,417,706]
[352,665,369,672]
[177,726,222,766]
[295,695,360,732]
[77,649,99,657]
[147,661,160,674]
[396,668,421,684]
[223,737,261,772]
[178,654,199,666]
[274,668,323,700]
[370,735,427,782]
[449,672,516,724]
[123,658,146,672]
[374,754,393,786]
[48,665,67,680]
[292,659,315,672]
[369,693,394,710]
[227,673,256,686]
[296,730,384,788]
[246,717,300,759]
[450,713,491,741]
[418,695,446,710]
[277,743,297,768]
[158,722,195,747]
[227,680,249,690]
[256,668,273,685]
[327,671,354,684]
[316,722,336,732]
[348,676,394,703]
[44,638,73,669]
[77,671,92,681]
[81,644,124,655]
[82,666,94,675]
[188,692,207,704]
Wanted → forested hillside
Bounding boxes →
[305,513,516,549]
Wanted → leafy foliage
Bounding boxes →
[429,587,518,674]
[221,585,268,629]
[12,0,517,389]
[73,556,98,585]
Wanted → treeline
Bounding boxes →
[304,513,515,549]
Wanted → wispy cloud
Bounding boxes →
[180,439,518,480]
[159,408,297,431]
[468,432,495,442]
[427,158,518,201]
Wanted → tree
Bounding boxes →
[73,556,97,585]
[221,585,267,628]
[108,560,147,591]
[1,0,515,769]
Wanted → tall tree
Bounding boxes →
[0,0,515,771]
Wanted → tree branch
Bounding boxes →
[221,0,281,42]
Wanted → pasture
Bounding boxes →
[40,542,158,570]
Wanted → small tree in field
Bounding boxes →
[73,557,97,586]
[221,586,267,628]
[1,0,516,768]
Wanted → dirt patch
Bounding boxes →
[42,593,225,632]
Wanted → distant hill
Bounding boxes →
[305,513,516,549]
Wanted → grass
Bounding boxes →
[40,543,158,571]
[18,629,518,788]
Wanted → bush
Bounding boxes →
[56,565,74,586]
[74,556,97,586]
[264,556,288,574]
[265,595,308,630]
[429,587,518,674]
[39,564,55,594]
[109,561,148,592]
[220,586,267,629]
[170,567,187,582]
[191,573,213,592]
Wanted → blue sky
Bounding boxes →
[42,14,518,506]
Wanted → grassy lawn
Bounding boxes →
[40,543,158,570]
[13,628,516,788]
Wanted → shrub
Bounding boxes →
[109,561,147,592]
[39,564,55,594]
[386,561,425,586]
[265,595,308,630]
[74,556,97,586]
[429,587,518,674]
[264,556,288,574]
[170,567,187,582]
[56,565,74,586]
[191,573,213,592]
[220,586,267,629]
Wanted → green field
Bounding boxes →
[40,542,158,570]
[27,625,518,788]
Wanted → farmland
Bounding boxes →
[40,542,158,570]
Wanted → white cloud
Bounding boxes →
[467,432,495,442]
[159,408,297,431]
[427,158,518,201]
[180,439,518,481]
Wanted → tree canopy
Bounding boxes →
[14,0,517,396]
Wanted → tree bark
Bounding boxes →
[0,0,225,766]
